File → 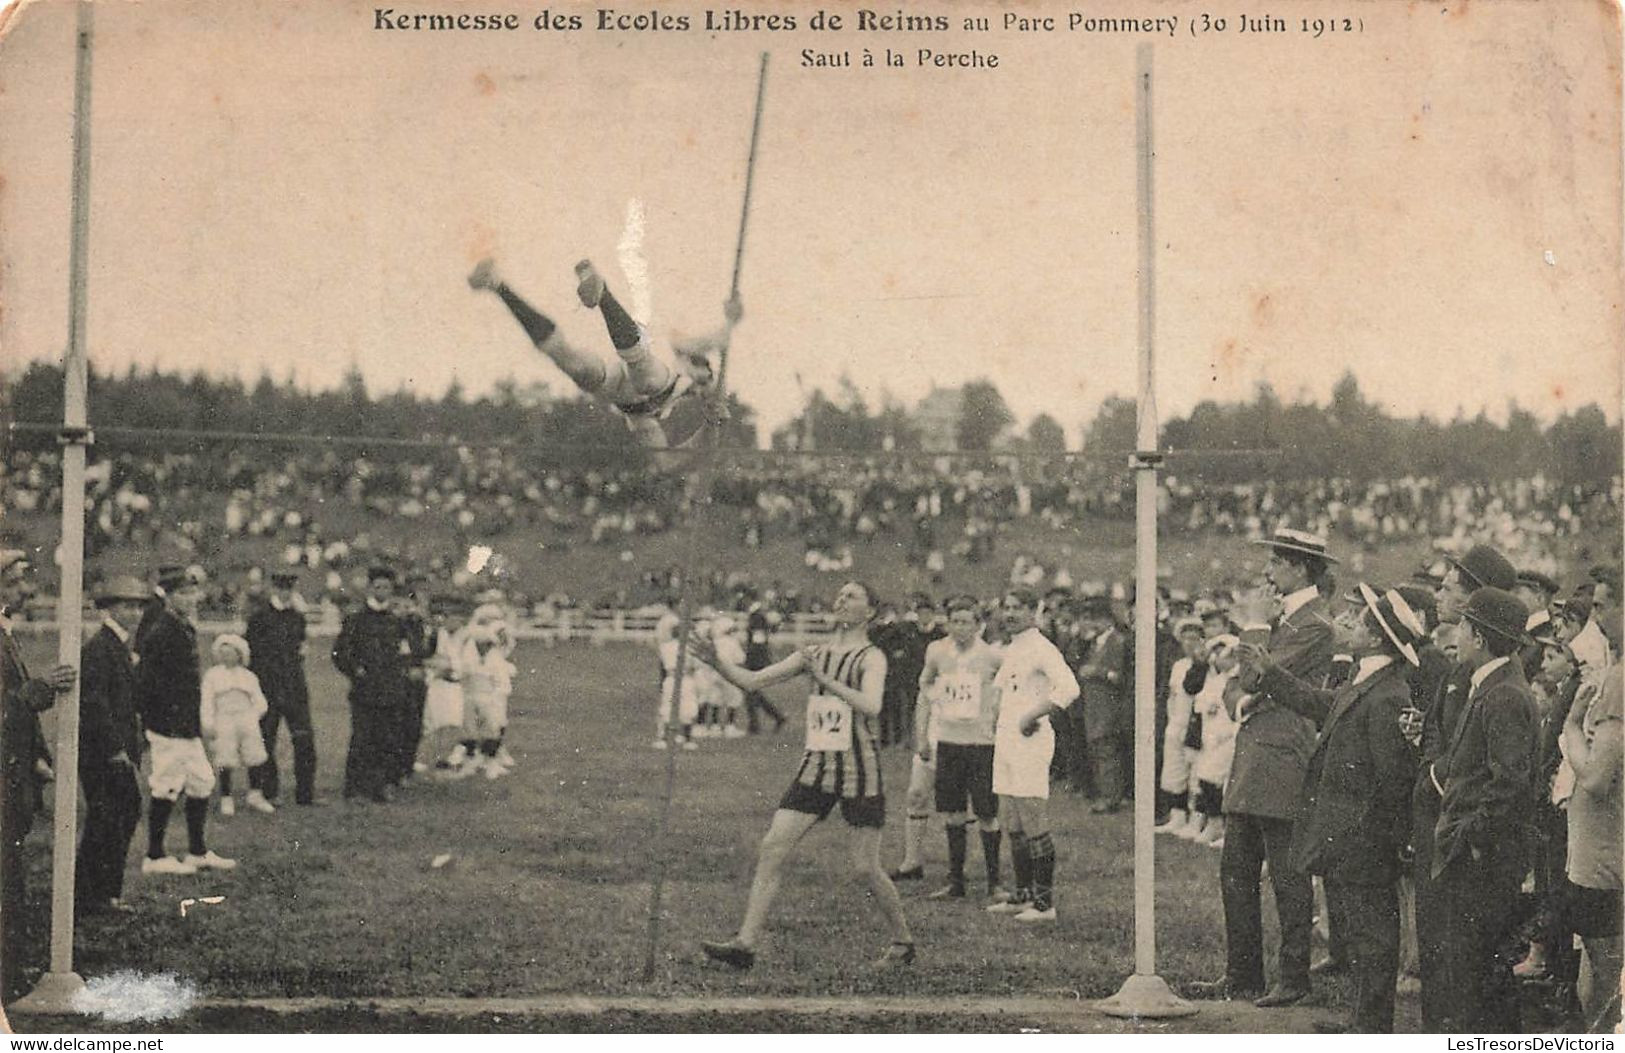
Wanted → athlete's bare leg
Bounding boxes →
[734,808,820,947]
[850,826,913,946]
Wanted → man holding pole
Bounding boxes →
[73,575,148,916]
[1,548,78,1002]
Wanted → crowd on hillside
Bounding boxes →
[5,446,1618,612]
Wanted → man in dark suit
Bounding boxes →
[75,575,149,916]
[1244,583,1427,1032]
[1,548,77,1003]
[1193,527,1336,1007]
[246,570,317,808]
[1411,543,1517,1029]
[333,566,417,803]
[1425,586,1538,1032]
[1078,598,1128,813]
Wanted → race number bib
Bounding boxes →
[805,694,853,752]
[942,670,981,722]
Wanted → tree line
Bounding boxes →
[4,361,1618,486]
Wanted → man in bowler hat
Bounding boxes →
[246,570,318,807]
[1424,585,1538,1032]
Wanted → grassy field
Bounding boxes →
[12,637,1400,1030]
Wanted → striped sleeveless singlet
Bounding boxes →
[792,641,883,800]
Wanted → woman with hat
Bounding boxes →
[1240,584,1426,1033]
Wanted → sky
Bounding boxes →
[2,0,1620,447]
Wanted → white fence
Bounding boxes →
[11,608,840,646]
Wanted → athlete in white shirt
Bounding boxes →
[986,590,1081,922]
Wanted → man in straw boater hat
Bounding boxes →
[246,569,319,809]
[468,257,736,448]
[1190,527,1336,1008]
[137,564,236,876]
[1239,584,1428,1033]
[1410,542,1517,1029]
[1,547,77,999]
[1419,584,1538,1032]
[74,574,151,916]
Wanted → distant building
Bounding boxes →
[915,385,963,451]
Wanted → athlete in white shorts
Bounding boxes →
[469,258,736,448]
[987,589,1080,922]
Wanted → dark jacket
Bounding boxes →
[1226,595,1336,818]
[333,603,420,708]
[245,602,309,709]
[133,606,202,739]
[79,623,141,768]
[2,628,55,839]
[1432,658,1538,879]
[1079,626,1129,740]
[1257,658,1419,884]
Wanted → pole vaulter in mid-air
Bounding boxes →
[467,257,740,449]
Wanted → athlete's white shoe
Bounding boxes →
[142,855,198,876]
[219,796,236,817]
[494,747,516,769]
[723,725,747,740]
[575,260,605,308]
[986,898,1031,915]
[244,790,276,814]
[681,739,700,752]
[1013,906,1057,923]
[484,759,508,780]
[183,851,238,871]
[652,739,669,750]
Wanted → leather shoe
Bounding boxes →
[1255,984,1310,1008]
[888,865,925,882]
[1188,978,1263,1001]
[1309,957,1347,976]
[701,938,756,970]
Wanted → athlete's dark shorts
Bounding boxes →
[779,781,886,828]
[935,742,998,820]
[1566,879,1624,938]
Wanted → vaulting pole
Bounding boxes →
[15,0,96,1014]
[641,51,768,983]
[1096,42,1196,1022]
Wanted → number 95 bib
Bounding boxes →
[805,693,853,752]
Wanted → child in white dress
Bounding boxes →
[202,634,271,815]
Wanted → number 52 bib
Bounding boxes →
[805,693,852,752]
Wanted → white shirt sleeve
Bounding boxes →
[1042,639,1081,708]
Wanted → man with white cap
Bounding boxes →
[1192,527,1336,1007]
[1,548,77,998]
[136,564,235,875]
[1241,584,1427,1033]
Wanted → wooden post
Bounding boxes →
[1097,42,1196,1021]
[15,0,96,1014]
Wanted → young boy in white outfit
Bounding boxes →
[458,623,517,779]
[202,634,271,816]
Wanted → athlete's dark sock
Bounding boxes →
[496,286,557,347]
[147,798,173,858]
[1010,832,1033,901]
[1028,832,1056,911]
[183,797,209,857]
[598,287,641,351]
[981,828,1002,889]
[945,822,968,886]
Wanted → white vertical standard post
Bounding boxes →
[15,0,96,1015]
[1096,42,1195,1022]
